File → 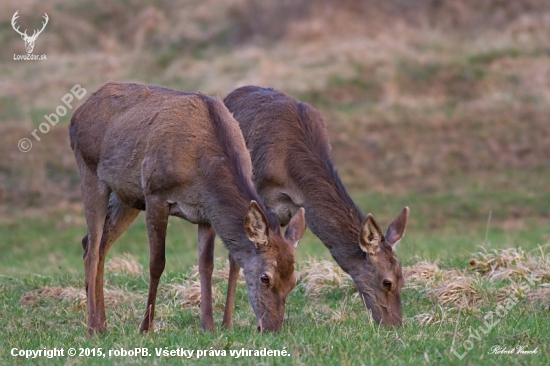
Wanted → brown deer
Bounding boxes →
[223,86,409,327]
[69,82,306,334]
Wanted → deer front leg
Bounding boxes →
[198,223,216,331]
[222,253,240,328]
[140,196,169,333]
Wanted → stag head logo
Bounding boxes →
[11,11,49,54]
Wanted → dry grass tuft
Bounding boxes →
[20,286,138,308]
[403,261,440,289]
[161,259,244,309]
[496,282,527,303]
[404,260,440,281]
[297,259,354,298]
[166,281,203,308]
[20,258,238,312]
[439,269,468,281]
[106,253,143,275]
[421,245,549,310]
[162,265,203,308]
[470,244,550,282]
[211,257,245,283]
[469,247,529,275]
[526,287,550,302]
[18,247,549,321]
[403,260,466,291]
[427,276,484,308]
[497,281,550,303]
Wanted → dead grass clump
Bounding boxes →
[469,247,528,275]
[106,253,143,275]
[161,259,244,309]
[469,244,550,282]
[404,261,466,290]
[496,282,528,303]
[526,287,550,302]
[427,276,484,308]
[297,259,354,298]
[166,281,203,308]
[211,257,245,284]
[496,279,550,303]
[438,269,468,282]
[403,260,440,289]
[404,245,550,314]
[20,286,137,308]
[161,265,203,308]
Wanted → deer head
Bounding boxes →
[350,207,409,327]
[243,202,306,332]
[11,11,49,54]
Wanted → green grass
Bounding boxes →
[1,256,548,365]
[1,190,549,365]
[2,187,549,274]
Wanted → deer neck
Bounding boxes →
[214,218,257,268]
[301,177,365,273]
[203,183,262,269]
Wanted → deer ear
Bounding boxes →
[284,208,306,248]
[359,214,383,256]
[385,206,409,248]
[244,200,269,248]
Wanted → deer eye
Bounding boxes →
[383,279,392,289]
[260,274,270,285]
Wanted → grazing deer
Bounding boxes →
[223,86,409,327]
[11,11,48,54]
[69,82,306,334]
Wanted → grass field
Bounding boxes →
[1,1,550,365]
[1,187,549,365]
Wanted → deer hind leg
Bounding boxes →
[101,194,141,329]
[140,195,169,333]
[79,163,110,334]
[81,194,140,330]
[198,223,216,331]
[222,253,240,328]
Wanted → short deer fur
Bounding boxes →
[69,82,306,334]
[224,86,409,327]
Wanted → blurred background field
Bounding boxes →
[0,0,549,273]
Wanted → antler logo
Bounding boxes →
[11,11,49,54]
